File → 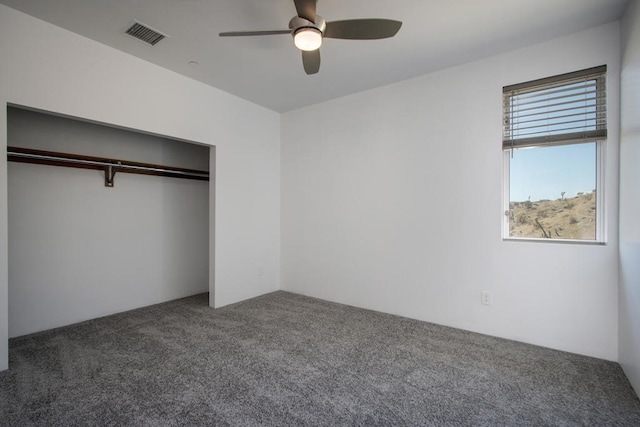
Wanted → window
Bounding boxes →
[503,66,606,242]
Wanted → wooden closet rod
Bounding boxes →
[7,146,210,187]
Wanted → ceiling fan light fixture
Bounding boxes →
[294,28,322,51]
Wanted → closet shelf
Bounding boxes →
[7,146,210,187]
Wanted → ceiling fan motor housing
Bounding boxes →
[289,15,326,35]
[290,15,326,51]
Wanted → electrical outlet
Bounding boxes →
[481,291,491,305]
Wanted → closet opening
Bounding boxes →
[7,106,213,337]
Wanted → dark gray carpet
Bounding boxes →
[1,291,638,426]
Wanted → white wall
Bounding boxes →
[281,23,621,360]
[7,108,210,337]
[620,0,640,395]
[0,5,281,370]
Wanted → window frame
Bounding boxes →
[502,66,607,244]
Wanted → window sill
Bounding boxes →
[503,237,606,245]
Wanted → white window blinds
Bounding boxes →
[503,65,607,149]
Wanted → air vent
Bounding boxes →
[125,21,167,46]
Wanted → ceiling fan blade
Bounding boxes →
[294,0,317,23]
[302,49,320,75]
[324,19,402,40]
[219,29,291,37]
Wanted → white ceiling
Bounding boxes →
[0,0,629,112]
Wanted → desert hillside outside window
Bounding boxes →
[502,65,607,242]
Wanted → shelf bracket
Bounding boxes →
[104,163,120,187]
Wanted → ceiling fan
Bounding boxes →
[219,0,402,75]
